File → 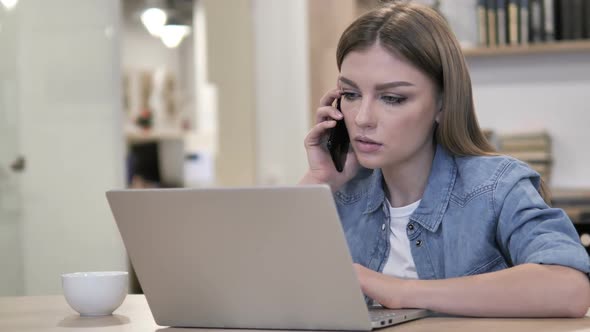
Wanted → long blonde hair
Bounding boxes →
[335,2,550,202]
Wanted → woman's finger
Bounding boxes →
[304,120,337,147]
[318,88,341,108]
[315,106,343,124]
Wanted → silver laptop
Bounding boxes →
[106,185,429,330]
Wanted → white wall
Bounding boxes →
[15,0,127,294]
[252,0,310,185]
[468,52,590,188]
[0,3,23,295]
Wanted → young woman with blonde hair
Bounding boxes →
[301,1,589,317]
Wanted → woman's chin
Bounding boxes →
[357,158,384,170]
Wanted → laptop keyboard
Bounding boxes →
[369,309,397,322]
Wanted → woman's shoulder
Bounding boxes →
[452,153,541,195]
[455,153,515,174]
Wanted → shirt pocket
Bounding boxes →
[465,255,509,276]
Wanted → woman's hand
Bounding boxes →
[354,263,590,317]
[300,89,360,191]
[353,263,409,309]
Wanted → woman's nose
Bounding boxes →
[354,100,376,128]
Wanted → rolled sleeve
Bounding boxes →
[494,161,590,276]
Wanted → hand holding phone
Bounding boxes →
[326,98,350,172]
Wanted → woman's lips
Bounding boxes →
[354,137,382,153]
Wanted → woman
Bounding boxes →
[300,2,589,318]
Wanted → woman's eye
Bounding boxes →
[341,92,359,101]
[382,95,407,105]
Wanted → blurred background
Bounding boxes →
[1,0,589,296]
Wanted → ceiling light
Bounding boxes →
[160,22,191,48]
[141,7,167,37]
[1,0,18,10]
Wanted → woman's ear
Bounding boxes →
[435,94,443,123]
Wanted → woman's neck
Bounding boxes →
[381,143,436,208]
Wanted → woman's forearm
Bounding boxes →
[402,264,590,318]
[358,263,589,318]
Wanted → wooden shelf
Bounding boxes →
[550,188,590,224]
[125,128,185,144]
[463,40,590,57]
[551,188,590,205]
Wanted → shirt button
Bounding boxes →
[415,239,422,247]
[381,224,386,231]
[407,224,414,231]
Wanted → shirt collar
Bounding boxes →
[363,144,457,233]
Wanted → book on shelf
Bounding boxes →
[478,0,489,46]
[497,0,508,45]
[554,0,562,39]
[571,0,584,39]
[474,0,589,48]
[544,0,555,41]
[558,0,587,40]
[520,0,530,44]
[508,0,520,44]
[530,0,544,42]
[488,0,498,46]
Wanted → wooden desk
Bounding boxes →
[1,295,589,332]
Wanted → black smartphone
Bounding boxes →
[326,97,350,172]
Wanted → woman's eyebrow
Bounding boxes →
[338,76,359,88]
[375,81,414,90]
[339,76,414,90]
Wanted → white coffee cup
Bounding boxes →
[61,271,128,316]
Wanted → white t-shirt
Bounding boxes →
[381,199,420,279]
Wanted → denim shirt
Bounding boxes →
[335,145,590,279]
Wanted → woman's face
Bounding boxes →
[338,43,440,170]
